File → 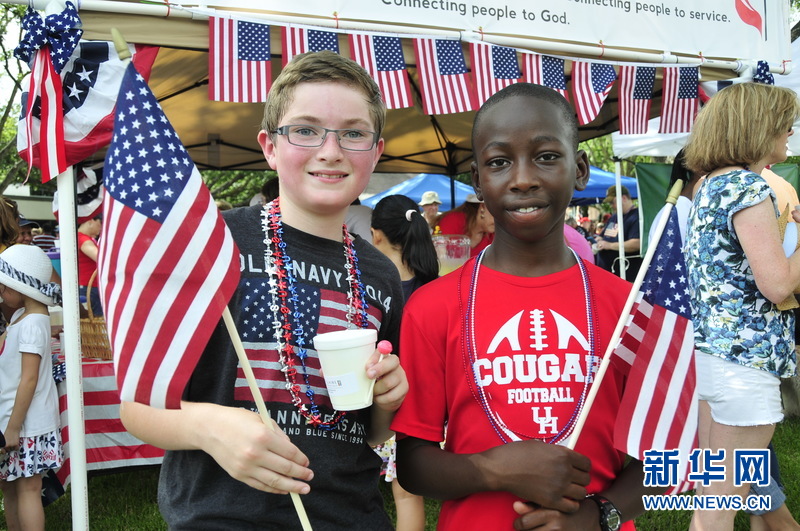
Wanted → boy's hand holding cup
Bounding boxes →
[313,330,393,411]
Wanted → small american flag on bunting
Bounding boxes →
[413,38,476,115]
[572,61,617,126]
[659,67,699,134]
[282,27,340,66]
[209,16,272,103]
[349,34,413,109]
[470,42,521,105]
[521,53,568,99]
[618,65,656,135]
[99,63,240,409]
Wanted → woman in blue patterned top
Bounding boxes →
[684,82,800,531]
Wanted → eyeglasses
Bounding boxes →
[271,124,379,151]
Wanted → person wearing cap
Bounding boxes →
[418,190,442,230]
[436,193,495,257]
[594,185,642,279]
[77,214,103,316]
[15,215,40,246]
[0,245,63,531]
[576,217,596,244]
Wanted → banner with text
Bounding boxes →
[206,0,791,65]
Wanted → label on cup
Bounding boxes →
[324,373,359,397]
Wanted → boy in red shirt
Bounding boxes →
[392,83,659,530]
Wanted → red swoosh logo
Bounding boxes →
[736,0,763,36]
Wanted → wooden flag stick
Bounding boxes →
[223,308,313,530]
[567,179,685,450]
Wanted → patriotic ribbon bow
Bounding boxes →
[752,60,775,85]
[14,1,82,75]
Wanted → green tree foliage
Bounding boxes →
[202,169,276,207]
[0,5,39,193]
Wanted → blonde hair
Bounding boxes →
[261,51,386,136]
[684,83,800,175]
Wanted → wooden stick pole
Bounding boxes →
[222,308,313,531]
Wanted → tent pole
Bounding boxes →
[57,166,91,530]
[614,160,627,281]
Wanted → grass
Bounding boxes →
[2,418,799,530]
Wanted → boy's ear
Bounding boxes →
[470,161,483,200]
[574,150,590,191]
[257,130,279,171]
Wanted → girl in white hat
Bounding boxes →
[0,245,62,530]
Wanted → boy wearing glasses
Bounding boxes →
[121,51,407,529]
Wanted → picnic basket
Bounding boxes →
[80,270,113,360]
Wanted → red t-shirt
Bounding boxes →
[437,210,493,256]
[77,232,98,286]
[392,259,635,530]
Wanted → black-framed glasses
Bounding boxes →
[271,124,379,151]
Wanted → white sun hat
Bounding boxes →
[0,245,62,306]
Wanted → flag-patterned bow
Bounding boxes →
[752,60,774,85]
[14,1,82,75]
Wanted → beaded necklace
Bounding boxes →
[262,199,369,429]
[460,247,597,445]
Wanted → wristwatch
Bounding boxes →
[586,494,622,531]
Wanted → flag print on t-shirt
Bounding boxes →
[234,277,381,406]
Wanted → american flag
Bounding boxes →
[55,357,164,489]
[282,27,340,65]
[612,206,697,494]
[349,34,413,110]
[14,2,82,182]
[209,16,272,103]
[572,61,617,126]
[234,278,382,405]
[98,63,240,409]
[618,66,656,135]
[521,53,568,99]
[413,38,477,115]
[17,40,159,177]
[659,67,699,134]
[470,42,521,105]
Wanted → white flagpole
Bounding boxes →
[613,159,627,280]
[57,165,90,530]
[567,179,685,450]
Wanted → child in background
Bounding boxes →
[120,51,408,529]
[370,194,439,530]
[0,245,63,530]
[371,194,439,300]
[392,83,659,530]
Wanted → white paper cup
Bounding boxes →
[313,329,378,410]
